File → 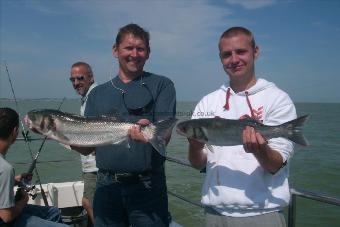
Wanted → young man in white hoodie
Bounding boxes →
[188,27,296,227]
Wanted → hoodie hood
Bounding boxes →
[220,78,275,96]
[220,78,276,114]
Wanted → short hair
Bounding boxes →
[220,26,256,49]
[0,107,19,139]
[115,23,150,53]
[71,61,93,77]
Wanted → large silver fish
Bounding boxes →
[24,109,177,156]
[176,115,309,146]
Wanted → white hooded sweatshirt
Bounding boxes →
[192,78,297,217]
[80,83,98,173]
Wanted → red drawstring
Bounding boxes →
[245,91,255,118]
[224,89,255,119]
[223,87,231,110]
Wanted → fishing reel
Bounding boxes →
[15,177,37,201]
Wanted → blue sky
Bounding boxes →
[1,0,339,103]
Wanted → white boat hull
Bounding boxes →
[15,181,182,227]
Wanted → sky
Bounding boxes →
[1,0,340,103]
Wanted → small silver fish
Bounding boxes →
[176,115,309,146]
[24,109,177,156]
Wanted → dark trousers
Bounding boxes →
[93,170,169,227]
[1,204,67,227]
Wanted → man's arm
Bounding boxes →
[243,126,283,174]
[188,139,207,170]
[14,173,33,186]
[0,189,28,223]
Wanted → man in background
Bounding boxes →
[70,61,97,226]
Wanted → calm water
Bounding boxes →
[1,99,339,227]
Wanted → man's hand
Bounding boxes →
[242,126,283,174]
[128,119,151,144]
[188,138,207,170]
[242,126,268,153]
[188,138,205,150]
[15,188,29,203]
[15,173,33,184]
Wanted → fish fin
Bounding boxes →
[283,115,310,146]
[58,143,72,150]
[124,138,131,149]
[145,118,178,157]
[110,138,130,148]
[241,116,264,127]
[101,109,125,122]
[196,127,212,151]
[200,127,210,142]
[52,131,70,144]
[241,115,253,120]
[206,144,214,153]
[101,114,125,122]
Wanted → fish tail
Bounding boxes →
[283,115,310,146]
[144,118,178,156]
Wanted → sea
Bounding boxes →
[1,99,339,227]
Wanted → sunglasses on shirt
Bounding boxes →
[122,83,154,116]
[69,75,85,83]
[111,78,154,116]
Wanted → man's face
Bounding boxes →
[219,33,259,82]
[113,34,149,78]
[70,65,93,97]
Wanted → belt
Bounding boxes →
[98,170,152,183]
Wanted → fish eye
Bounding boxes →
[28,114,36,121]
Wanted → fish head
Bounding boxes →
[176,120,208,144]
[25,109,56,135]
[176,121,195,138]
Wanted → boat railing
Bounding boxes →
[288,188,340,227]
[15,137,340,226]
[165,155,340,227]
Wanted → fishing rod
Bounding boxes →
[4,61,44,202]
[16,137,52,141]
[14,159,76,165]
[4,61,65,206]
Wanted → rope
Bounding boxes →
[16,137,50,141]
[166,155,193,168]
[165,155,204,208]
[14,159,77,165]
[167,190,204,208]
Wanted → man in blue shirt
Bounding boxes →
[78,23,176,227]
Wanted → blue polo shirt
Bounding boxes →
[85,72,176,173]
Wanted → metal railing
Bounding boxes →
[16,138,340,226]
[288,188,340,227]
[165,155,340,227]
